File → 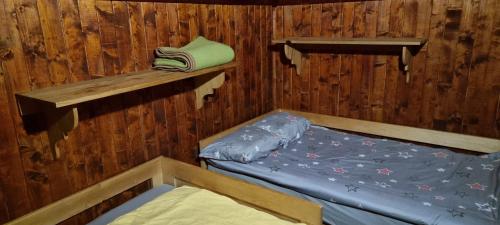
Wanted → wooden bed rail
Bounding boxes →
[199,109,499,153]
[161,157,322,225]
[287,110,499,153]
[6,156,322,225]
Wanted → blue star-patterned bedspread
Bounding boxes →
[206,125,500,225]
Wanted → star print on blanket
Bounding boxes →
[208,125,500,225]
[377,168,393,176]
[467,182,487,191]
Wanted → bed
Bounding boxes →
[199,109,500,225]
[6,157,322,225]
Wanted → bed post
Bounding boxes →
[200,160,208,169]
[152,158,164,187]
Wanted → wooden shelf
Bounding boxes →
[273,37,427,83]
[272,37,427,46]
[16,62,236,159]
[17,62,236,111]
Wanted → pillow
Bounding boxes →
[251,112,310,148]
[199,125,281,163]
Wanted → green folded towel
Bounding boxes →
[153,36,235,72]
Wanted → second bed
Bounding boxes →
[199,110,500,225]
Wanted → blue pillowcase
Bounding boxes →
[253,112,310,147]
[199,126,282,163]
[199,112,310,163]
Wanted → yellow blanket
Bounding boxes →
[109,186,306,225]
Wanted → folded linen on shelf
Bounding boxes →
[153,36,234,72]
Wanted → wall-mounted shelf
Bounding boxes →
[16,62,237,159]
[272,37,427,83]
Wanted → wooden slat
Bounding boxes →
[338,2,354,117]
[36,0,71,86]
[16,62,237,109]
[363,1,378,121]
[282,5,293,110]
[273,5,284,109]
[0,71,31,221]
[404,0,431,126]
[371,0,391,122]
[463,0,498,137]
[383,0,404,123]
[298,5,311,111]
[0,0,34,220]
[349,1,366,119]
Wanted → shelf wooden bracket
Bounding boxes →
[193,72,225,109]
[16,96,79,159]
[283,44,302,75]
[46,107,79,159]
[401,46,412,83]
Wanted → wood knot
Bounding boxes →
[30,151,44,163]
[0,48,14,60]
[26,171,49,183]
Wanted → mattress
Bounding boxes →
[205,125,500,225]
[88,184,175,225]
[106,186,304,225]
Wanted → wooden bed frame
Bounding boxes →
[197,109,500,224]
[6,156,322,225]
[200,109,500,153]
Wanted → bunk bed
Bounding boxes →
[5,157,322,225]
[199,109,500,225]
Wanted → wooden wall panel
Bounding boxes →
[273,0,500,138]
[0,0,498,223]
[0,1,273,223]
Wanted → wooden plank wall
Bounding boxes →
[273,0,500,139]
[0,1,272,223]
[0,0,499,223]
